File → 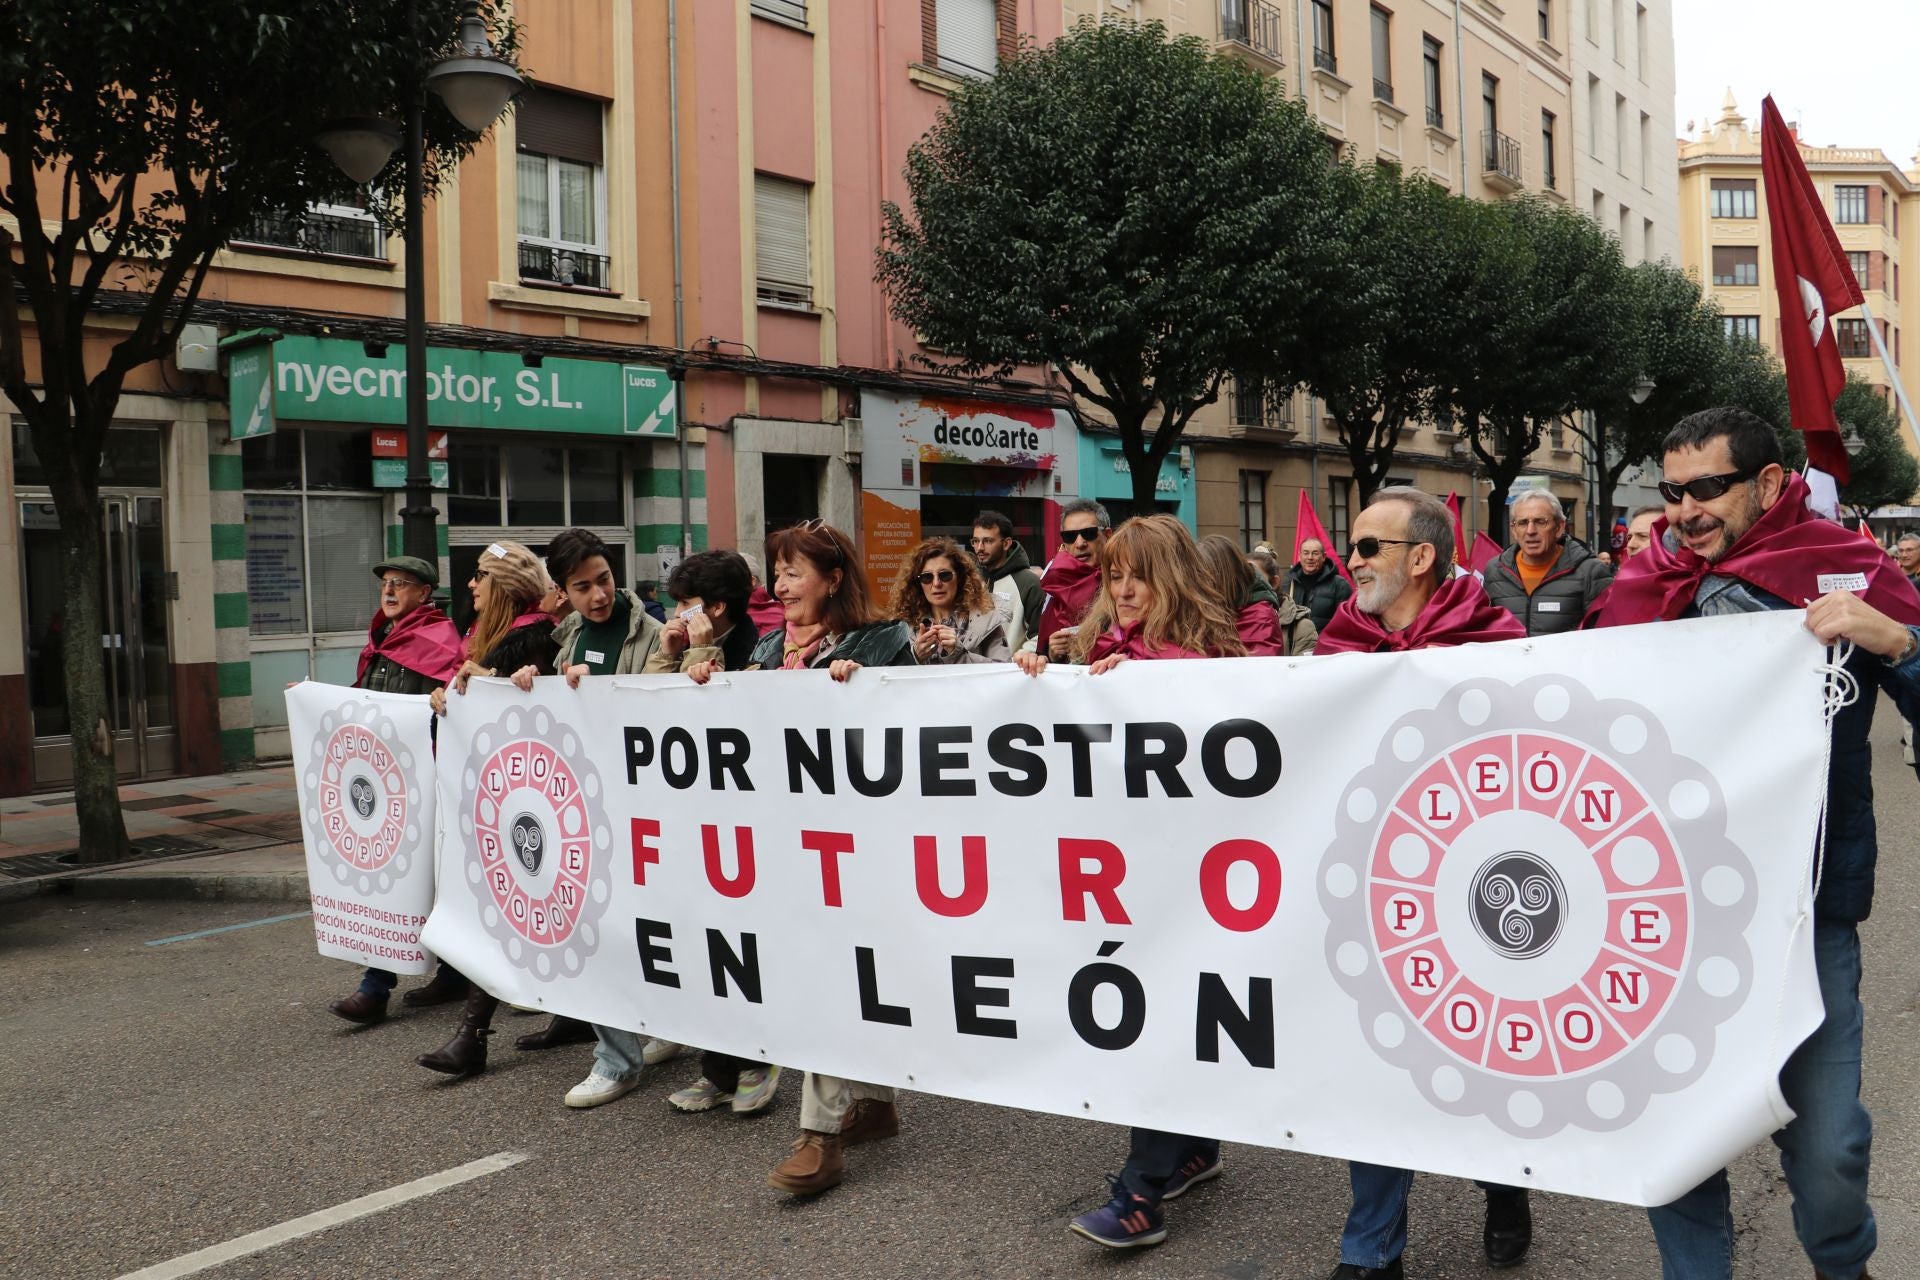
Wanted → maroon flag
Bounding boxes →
[1760,95,1864,483]
[1445,492,1469,569]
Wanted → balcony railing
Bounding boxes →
[518,241,612,290]
[1481,128,1523,188]
[1313,46,1338,74]
[232,209,382,260]
[1373,78,1395,104]
[1220,0,1285,62]
[1426,105,1445,129]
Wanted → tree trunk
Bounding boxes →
[1118,408,1170,515]
[50,462,130,865]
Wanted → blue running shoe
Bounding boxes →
[1069,1176,1167,1249]
[1161,1149,1223,1200]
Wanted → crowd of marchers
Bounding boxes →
[333,407,1914,1280]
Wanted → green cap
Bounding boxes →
[373,556,438,588]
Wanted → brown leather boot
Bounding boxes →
[767,1130,844,1194]
[514,1014,596,1051]
[401,968,470,1008]
[328,989,388,1026]
[417,989,497,1077]
[839,1098,900,1146]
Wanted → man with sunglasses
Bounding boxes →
[1038,499,1111,661]
[1589,407,1920,1280]
[1481,490,1612,636]
[1315,488,1527,1280]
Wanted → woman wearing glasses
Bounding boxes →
[888,537,1011,664]
[418,540,560,1079]
[1013,515,1244,1251]
[683,520,913,1195]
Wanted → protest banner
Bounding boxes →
[289,684,439,975]
[404,611,1829,1205]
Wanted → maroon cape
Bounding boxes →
[1585,474,1920,627]
[356,604,465,686]
[1085,619,1210,662]
[1036,552,1102,651]
[1318,574,1527,653]
[1236,601,1286,656]
[747,586,786,636]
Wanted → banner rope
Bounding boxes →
[1808,639,1858,904]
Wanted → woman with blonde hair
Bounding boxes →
[418,540,561,1079]
[888,537,1010,663]
[1015,514,1243,1249]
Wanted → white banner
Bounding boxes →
[405,611,1830,1206]
[289,683,439,976]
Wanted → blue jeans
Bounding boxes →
[592,1026,649,1082]
[1118,1129,1220,1203]
[1342,1163,1415,1267]
[1648,920,1873,1279]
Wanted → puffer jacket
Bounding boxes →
[1481,537,1613,637]
[1286,561,1352,634]
[747,620,916,670]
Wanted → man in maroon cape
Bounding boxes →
[1037,498,1110,660]
[1315,488,1531,1280]
[1588,406,1920,1280]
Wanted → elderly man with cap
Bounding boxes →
[328,555,467,1026]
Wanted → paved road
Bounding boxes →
[6,714,1920,1280]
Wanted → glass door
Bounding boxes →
[19,495,174,785]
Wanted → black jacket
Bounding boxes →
[747,620,915,670]
[482,617,560,678]
[1481,537,1612,637]
[1286,561,1353,634]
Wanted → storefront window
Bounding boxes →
[569,445,625,526]
[448,440,504,524]
[13,421,163,488]
[445,441,627,528]
[505,444,566,525]
[243,494,308,635]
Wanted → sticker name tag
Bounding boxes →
[1817,572,1869,594]
[486,542,508,560]
[584,650,606,665]
[1537,601,1562,612]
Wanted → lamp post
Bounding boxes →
[316,2,521,566]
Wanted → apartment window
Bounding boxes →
[1231,374,1270,427]
[1709,178,1756,219]
[1848,250,1870,286]
[1834,185,1869,224]
[935,0,999,79]
[1371,6,1393,103]
[1610,0,1623,61]
[232,199,385,260]
[1893,200,1900,237]
[1537,0,1551,42]
[1592,190,1606,223]
[751,0,807,23]
[1482,73,1499,135]
[1634,3,1647,79]
[1238,472,1270,550]
[754,174,812,307]
[1312,0,1337,73]
[1643,217,1655,259]
[1541,110,1557,189]
[1711,246,1758,287]
[1585,0,1598,41]
[516,88,610,290]
[1587,75,1602,156]
[1837,318,1872,359]
[1619,204,1631,254]
[1423,37,1444,128]
[1896,264,1902,301]
[1615,93,1628,174]
[1639,112,1651,185]
[1722,315,1760,342]
[1327,478,1351,550]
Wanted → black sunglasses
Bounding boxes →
[1658,467,1762,504]
[917,569,956,585]
[1060,526,1102,543]
[1347,537,1417,560]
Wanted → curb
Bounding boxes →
[11,871,310,905]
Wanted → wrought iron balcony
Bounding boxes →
[232,209,382,260]
[518,241,612,290]
[1313,46,1338,74]
[1426,105,1445,130]
[1481,128,1524,191]
[1220,0,1284,63]
[1373,78,1395,105]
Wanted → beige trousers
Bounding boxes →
[799,1073,895,1133]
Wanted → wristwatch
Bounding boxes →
[1886,630,1919,666]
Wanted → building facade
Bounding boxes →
[1567,0,1677,267]
[1677,94,1920,464]
[0,0,1071,792]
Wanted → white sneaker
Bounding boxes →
[641,1038,685,1067]
[731,1065,782,1114]
[668,1077,733,1112]
[565,1068,639,1109]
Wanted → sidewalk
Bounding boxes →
[0,765,309,902]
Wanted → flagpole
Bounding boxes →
[1855,298,1920,442]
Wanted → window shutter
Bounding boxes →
[1711,245,1733,280]
[754,175,811,303]
[936,0,998,78]
[517,89,604,166]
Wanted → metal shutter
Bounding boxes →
[936,0,997,78]
[516,88,604,166]
[754,175,811,305]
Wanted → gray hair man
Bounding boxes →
[1480,490,1612,635]
[1039,498,1111,660]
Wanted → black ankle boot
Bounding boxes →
[1484,1188,1532,1269]
[401,967,470,1008]
[514,1014,596,1051]
[418,990,498,1077]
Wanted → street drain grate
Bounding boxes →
[0,834,214,881]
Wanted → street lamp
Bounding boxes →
[316,2,522,566]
